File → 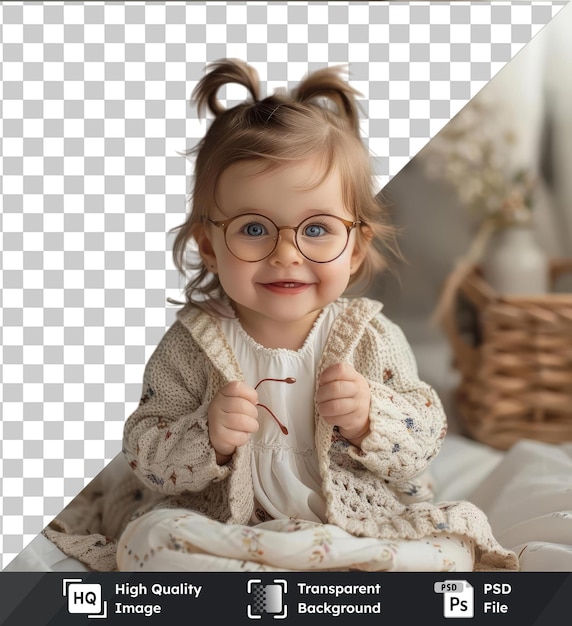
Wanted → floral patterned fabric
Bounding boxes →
[117,508,474,572]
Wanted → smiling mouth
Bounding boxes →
[261,281,311,293]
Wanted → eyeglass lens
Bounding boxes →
[223,214,352,263]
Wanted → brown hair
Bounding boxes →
[172,58,398,305]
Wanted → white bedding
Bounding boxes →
[4,433,572,572]
[469,439,572,571]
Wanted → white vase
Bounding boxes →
[482,224,549,295]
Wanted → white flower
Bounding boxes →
[420,96,535,223]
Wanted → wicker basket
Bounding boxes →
[441,259,572,449]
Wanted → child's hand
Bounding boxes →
[208,381,259,464]
[316,362,371,447]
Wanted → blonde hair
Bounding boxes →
[172,58,398,304]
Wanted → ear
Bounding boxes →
[349,224,372,275]
[193,222,219,273]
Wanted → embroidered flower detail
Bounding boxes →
[404,483,419,496]
[383,369,394,382]
[139,385,155,405]
[309,527,334,564]
[94,536,113,547]
[404,417,414,431]
[241,528,264,557]
[331,426,350,446]
[146,473,164,487]
[129,460,138,470]
[165,430,172,440]
[392,443,400,453]
[169,471,177,485]
[168,534,183,551]
[255,508,268,522]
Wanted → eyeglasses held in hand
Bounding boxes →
[207,213,361,263]
[255,377,296,435]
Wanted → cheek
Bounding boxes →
[215,252,255,292]
[330,249,354,275]
[317,257,353,289]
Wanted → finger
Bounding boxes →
[316,379,357,404]
[219,429,251,450]
[220,412,260,434]
[319,362,356,385]
[220,380,258,404]
[317,397,358,419]
[219,396,259,420]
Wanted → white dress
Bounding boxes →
[116,301,475,572]
[219,301,344,525]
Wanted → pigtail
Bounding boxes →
[192,58,261,117]
[293,65,362,135]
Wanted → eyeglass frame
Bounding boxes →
[205,213,363,264]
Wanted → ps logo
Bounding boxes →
[434,580,474,619]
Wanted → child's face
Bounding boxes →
[198,158,366,336]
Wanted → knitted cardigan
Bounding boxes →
[120,297,518,571]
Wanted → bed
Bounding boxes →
[4,339,572,572]
[4,432,572,572]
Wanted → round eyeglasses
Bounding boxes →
[254,377,295,435]
[207,213,362,263]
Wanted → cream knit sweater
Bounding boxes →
[121,297,518,571]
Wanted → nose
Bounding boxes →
[268,228,304,265]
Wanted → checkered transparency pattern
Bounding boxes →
[0,1,564,569]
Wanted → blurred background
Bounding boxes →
[371,3,572,429]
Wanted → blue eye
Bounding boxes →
[303,224,327,238]
[244,222,267,237]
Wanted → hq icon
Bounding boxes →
[62,578,108,619]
